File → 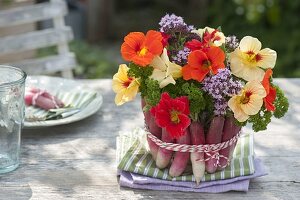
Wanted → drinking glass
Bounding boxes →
[0,65,26,173]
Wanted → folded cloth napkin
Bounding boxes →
[119,158,267,193]
[25,90,97,121]
[117,128,255,182]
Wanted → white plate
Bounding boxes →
[24,76,103,128]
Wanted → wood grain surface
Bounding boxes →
[0,79,298,200]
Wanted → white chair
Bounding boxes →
[0,0,76,78]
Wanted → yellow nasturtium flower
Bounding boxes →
[112,64,139,106]
[192,26,225,47]
[229,36,277,81]
[228,80,266,122]
[150,48,182,88]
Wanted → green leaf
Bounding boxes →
[143,78,161,107]
[273,85,289,118]
[248,110,272,132]
[128,63,153,79]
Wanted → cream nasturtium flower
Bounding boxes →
[112,64,139,106]
[229,36,277,81]
[228,80,266,122]
[150,48,182,88]
[192,26,225,47]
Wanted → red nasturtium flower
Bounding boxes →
[121,30,163,67]
[185,39,204,52]
[150,93,191,139]
[182,47,225,82]
[202,29,224,47]
[262,69,276,111]
[161,32,171,47]
[185,29,225,52]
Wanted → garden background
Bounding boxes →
[2,0,300,78]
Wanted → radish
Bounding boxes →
[29,88,64,107]
[141,99,161,137]
[148,115,162,138]
[218,116,241,170]
[169,129,191,177]
[227,121,241,166]
[141,99,162,160]
[24,92,34,106]
[147,115,162,160]
[25,92,63,110]
[156,128,174,169]
[205,116,225,173]
[189,121,205,185]
[141,99,151,129]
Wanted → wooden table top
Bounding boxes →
[1,78,299,200]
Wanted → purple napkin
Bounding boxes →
[119,158,267,193]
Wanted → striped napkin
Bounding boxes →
[117,128,255,182]
[25,90,97,121]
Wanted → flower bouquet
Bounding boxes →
[113,14,289,184]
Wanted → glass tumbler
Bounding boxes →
[0,65,26,173]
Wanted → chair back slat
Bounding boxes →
[0,0,75,78]
[0,28,73,55]
[8,53,76,75]
[0,2,67,28]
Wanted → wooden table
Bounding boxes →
[0,78,299,200]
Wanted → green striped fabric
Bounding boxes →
[25,91,97,121]
[117,128,255,182]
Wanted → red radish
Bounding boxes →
[24,92,34,106]
[156,128,174,169]
[147,115,162,160]
[29,88,64,107]
[147,137,159,160]
[141,99,151,129]
[141,99,161,137]
[205,116,225,173]
[217,116,241,170]
[227,123,241,166]
[25,92,61,110]
[148,115,162,138]
[169,129,191,177]
[190,121,206,185]
[228,123,241,158]
[141,99,162,160]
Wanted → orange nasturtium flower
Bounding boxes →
[229,36,277,81]
[112,64,140,106]
[121,30,163,67]
[262,69,276,111]
[228,80,266,122]
[182,47,225,82]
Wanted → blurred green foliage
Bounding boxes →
[206,0,300,77]
[70,41,121,78]
[1,0,11,4]
[38,41,121,79]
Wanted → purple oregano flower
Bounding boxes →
[159,13,194,34]
[202,68,242,115]
[225,35,239,51]
[172,47,191,65]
